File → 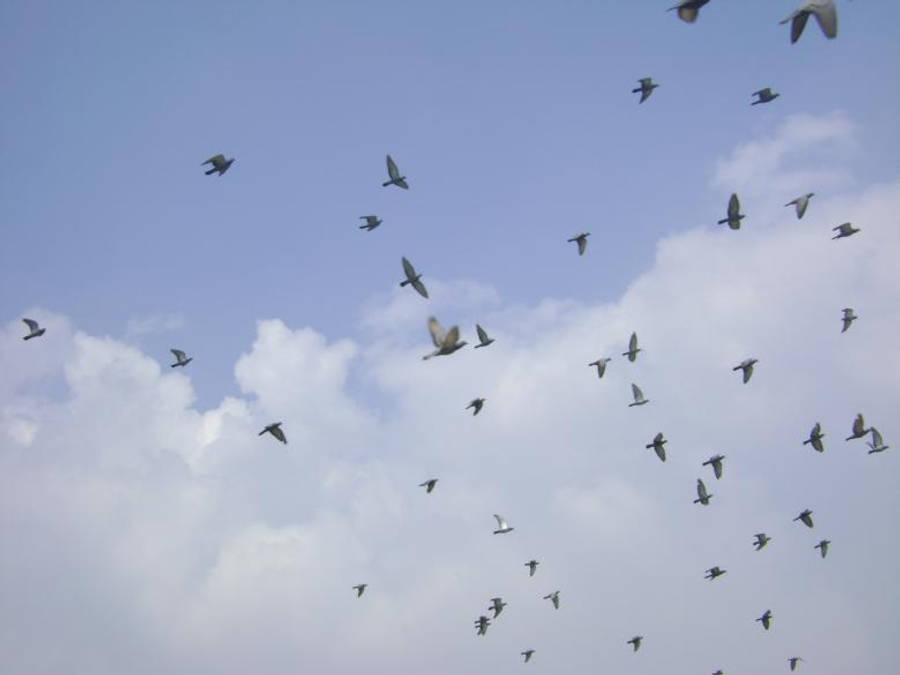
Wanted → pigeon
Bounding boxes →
[705,566,726,580]
[489,597,507,618]
[423,317,467,360]
[627,635,643,652]
[804,423,825,452]
[474,324,495,348]
[525,560,539,577]
[359,215,382,231]
[353,583,367,597]
[629,383,649,407]
[733,358,758,384]
[694,478,713,505]
[712,671,724,675]
[623,332,641,361]
[785,193,814,219]
[543,591,560,609]
[493,514,514,534]
[589,357,612,378]
[702,454,725,479]
[756,609,773,630]
[841,308,857,333]
[781,0,837,43]
[567,233,590,255]
[382,154,408,189]
[646,433,667,462]
[521,650,535,663]
[794,509,814,528]
[753,533,771,551]
[21,318,45,340]
[814,539,830,558]
[202,154,234,176]
[419,479,438,493]
[667,0,710,23]
[832,222,860,239]
[846,413,870,441]
[632,77,659,103]
[400,257,429,299]
[259,422,287,444]
[751,88,780,105]
[467,398,486,416]
[170,349,192,368]
[867,428,889,454]
[474,615,491,636]
[717,193,745,230]
[789,656,805,671]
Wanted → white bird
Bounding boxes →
[202,153,234,176]
[419,479,438,493]
[814,539,830,559]
[493,514,514,534]
[474,324,495,348]
[632,77,659,103]
[22,318,45,340]
[846,413,870,441]
[622,332,641,361]
[667,0,710,23]
[382,154,408,189]
[646,433,667,462]
[400,257,429,299]
[832,222,860,239]
[694,478,713,505]
[423,317,467,360]
[359,215,382,231]
[785,193,814,219]
[567,232,590,255]
[628,383,649,407]
[588,357,612,378]
[753,533,771,551]
[867,428,889,454]
[353,583,367,597]
[733,358,758,384]
[803,422,825,452]
[259,422,287,444]
[841,308,857,333]
[702,454,725,479]
[781,1,837,43]
[717,193,745,230]
[543,591,560,609]
[170,349,192,368]
[627,635,643,652]
[489,597,507,618]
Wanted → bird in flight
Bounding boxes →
[383,154,408,189]
[400,257,429,299]
[170,349,192,368]
[794,509,814,528]
[718,193,744,230]
[781,1,837,43]
[543,591,560,609]
[567,232,590,256]
[632,77,659,103]
[704,566,726,580]
[803,422,825,452]
[814,539,830,559]
[667,0,710,23]
[646,433,667,462]
[751,88,779,105]
[627,635,643,652]
[589,357,612,378]
[840,308,857,333]
[785,193,814,219]
[22,318,45,340]
[259,422,287,444]
[623,332,641,361]
[419,479,438,493]
[466,398,486,416]
[493,514,514,534]
[629,383,649,407]
[733,358,758,384]
[521,649,535,663]
[694,478,713,505]
[423,317,467,360]
[756,609,773,630]
[832,222,860,239]
[353,583,367,598]
[474,324,495,348]
[524,560,539,577]
[202,153,234,176]
[474,615,490,636]
[359,215,382,231]
[867,428,889,454]
[846,413,870,441]
[753,533,771,551]
[702,454,725,479]
[789,656,805,671]
[489,597,507,619]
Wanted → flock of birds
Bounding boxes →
[13,1,888,673]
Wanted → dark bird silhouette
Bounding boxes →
[202,153,234,176]
[22,318,45,340]
[259,422,287,444]
[383,154,409,189]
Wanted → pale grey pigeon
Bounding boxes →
[259,422,287,444]
[751,88,780,105]
[359,215,382,231]
[718,193,745,229]
[567,232,590,255]
[803,422,825,452]
[694,478,713,505]
[846,413,870,441]
[383,154,408,189]
[525,560,539,577]
[543,591,560,609]
[22,318,45,340]
[632,77,659,103]
[493,514,514,534]
[785,193,814,219]
[623,332,641,361]
[646,432,667,462]
[489,597,507,618]
[781,1,837,43]
[629,383,649,407]
[841,308,857,333]
[733,358,757,383]
[202,153,234,176]
[474,324,495,348]
[814,539,830,558]
[423,317,467,360]
[589,357,612,378]
[702,454,725,479]
[832,222,859,239]
[400,257,429,298]
[667,0,710,23]
[170,349,192,368]
[867,428,889,454]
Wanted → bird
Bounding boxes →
[785,193,814,219]
[419,479,438,493]
[753,533,771,551]
[352,583,367,598]
[789,656,805,671]
[632,77,659,103]
[841,308,857,333]
[717,193,745,230]
[646,433,667,462]
[202,153,234,176]
[521,650,535,663]
[567,232,590,255]
[705,566,726,580]
[694,478,713,505]
[702,454,725,479]
[400,257,429,299]
[474,324,495,348]
[832,222,860,239]
[751,88,779,105]
[588,357,612,378]
[794,509,814,528]
[489,597,507,619]
[259,422,287,444]
[169,349,192,368]
[781,0,837,43]
[467,398,486,416]
[733,358,758,384]
[493,514,514,534]
[423,317,467,360]
[712,671,723,675]
[21,318,45,340]
[756,609,773,630]
[846,413,870,441]
[667,0,710,23]
[359,215,382,231]
[803,423,825,452]
[474,615,491,636]
[543,591,560,609]
[382,154,408,189]
[867,428,889,454]
[623,332,641,361]
[629,383,649,407]
[524,560,539,577]
[627,635,643,652]
[814,539,830,558]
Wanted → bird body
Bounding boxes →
[815,539,830,558]
[623,332,641,361]
[751,88,779,105]
[489,597,507,618]
[629,383,649,407]
[705,566,726,580]
[632,77,659,103]
[543,591,560,609]
[841,308,857,333]
[419,479,438,493]
[733,358,758,383]
[717,193,744,229]
[694,478,712,505]
[423,317,467,360]
[474,615,490,635]
[667,0,710,23]
[353,583,367,597]
[383,154,408,189]
[493,514,514,534]
[525,560,539,577]
[400,257,429,298]
[867,428,889,454]
[781,1,837,43]
[627,635,643,652]
[804,423,825,452]
[567,233,590,255]
[646,432,667,462]
[589,357,612,378]
[202,153,234,176]
[474,324,494,348]
[521,650,535,663]
[832,222,859,239]
[467,398,486,416]
[789,656,805,671]
[359,215,382,231]
[753,533,771,551]
[22,318,45,340]
[259,422,287,444]
[794,509,814,528]
[756,609,773,630]
[785,193,814,219]
[702,454,725,479]
[170,349,192,368]
[846,413,870,441]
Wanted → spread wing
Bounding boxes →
[812,1,837,39]
[577,236,587,255]
[271,426,287,443]
[442,325,460,349]
[629,332,638,353]
[170,349,186,361]
[203,154,225,167]
[23,318,39,331]
[631,383,644,402]
[697,479,708,498]
[402,256,417,280]
[411,278,429,299]
[494,514,508,529]
[428,317,446,347]
[386,154,399,180]
[728,193,740,217]
[870,428,883,447]
[476,324,488,343]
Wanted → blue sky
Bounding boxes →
[2,2,900,673]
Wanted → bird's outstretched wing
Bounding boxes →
[402,256,417,280]
[442,325,460,349]
[203,154,225,166]
[476,324,488,343]
[171,349,186,361]
[386,154,399,180]
[23,318,40,331]
[428,317,446,348]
